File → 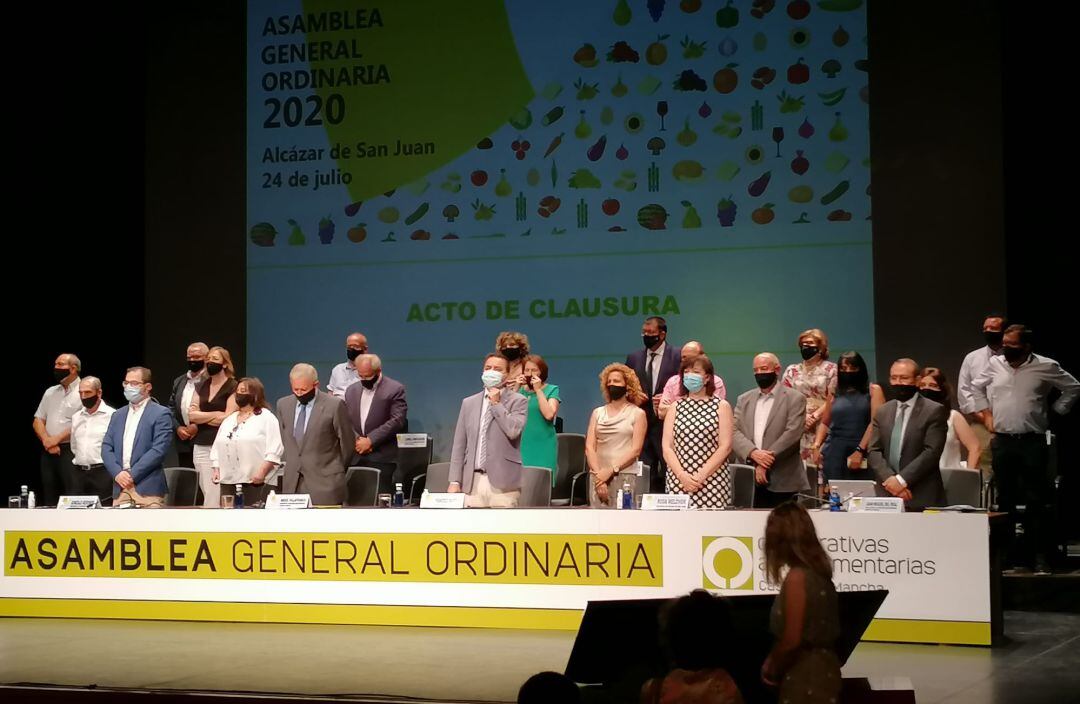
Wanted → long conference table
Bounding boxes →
[0,507,1003,646]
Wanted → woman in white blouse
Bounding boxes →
[917,367,981,472]
[211,377,284,506]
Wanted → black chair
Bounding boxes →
[164,467,199,506]
[344,467,381,507]
[520,466,553,507]
[552,433,586,506]
[412,461,451,501]
[571,464,651,506]
[942,467,982,507]
[728,463,756,508]
[397,436,433,503]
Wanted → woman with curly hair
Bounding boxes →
[494,331,530,393]
[585,363,647,507]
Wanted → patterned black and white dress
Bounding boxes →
[667,397,731,508]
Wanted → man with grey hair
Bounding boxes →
[70,376,115,504]
[33,353,83,505]
[167,341,209,468]
[658,341,727,420]
[277,363,354,505]
[732,352,809,508]
[344,354,408,493]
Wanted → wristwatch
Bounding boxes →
[854,446,868,456]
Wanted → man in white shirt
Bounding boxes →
[327,332,368,398]
[70,376,116,504]
[32,353,83,506]
[167,341,208,468]
[957,314,1006,475]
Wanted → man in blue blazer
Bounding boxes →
[102,367,174,505]
[625,316,681,491]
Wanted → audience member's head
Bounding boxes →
[797,328,829,362]
[917,367,952,409]
[659,589,736,671]
[752,352,782,391]
[495,331,530,363]
[1002,324,1033,365]
[888,358,920,402]
[641,316,668,351]
[599,363,647,404]
[764,502,833,585]
[836,351,870,395]
[679,354,717,397]
[517,671,580,704]
[982,313,1007,349]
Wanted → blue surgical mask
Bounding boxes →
[481,370,504,388]
[123,386,144,403]
[683,373,705,393]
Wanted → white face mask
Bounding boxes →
[481,370,505,388]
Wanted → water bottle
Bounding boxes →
[621,475,634,510]
[393,482,405,507]
[20,485,28,509]
[234,483,244,509]
[266,489,276,508]
[829,486,842,512]
[27,491,36,509]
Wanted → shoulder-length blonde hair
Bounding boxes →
[494,331,530,356]
[598,363,647,405]
[207,346,236,378]
[797,328,830,361]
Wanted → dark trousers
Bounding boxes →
[39,445,75,506]
[351,457,398,494]
[176,449,195,469]
[70,465,114,506]
[992,433,1053,566]
[753,489,798,509]
[641,421,666,493]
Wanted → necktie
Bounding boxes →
[477,403,491,470]
[295,402,309,446]
[646,352,657,395]
[889,404,907,471]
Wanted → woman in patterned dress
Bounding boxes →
[662,355,734,508]
[782,329,838,463]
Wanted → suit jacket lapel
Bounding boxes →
[743,390,759,441]
[300,396,322,453]
[763,389,787,441]
[901,396,926,464]
[880,400,897,463]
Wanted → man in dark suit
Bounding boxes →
[276,363,354,506]
[166,341,208,468]
[868,358,948,510]
[344,354,408,493]
[101,366,174,506]
[625,316,681,491]
[732,353,809,507]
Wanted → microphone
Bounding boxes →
[794,493,829,506]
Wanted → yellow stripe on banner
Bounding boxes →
[0,598,991,644]
[0,598,584,631]
[862,618,991,646]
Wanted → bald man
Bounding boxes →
[277,363,354,505]
[33,353,83,505]
[168,341,209,468]
[732,352,809,508]
[658,341,727,420]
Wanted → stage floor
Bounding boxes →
[2,612,1078,703]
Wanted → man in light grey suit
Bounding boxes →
[732,352,809,508]
[868,358,948,510]
[276,363,354,506]
[448,353,528,507]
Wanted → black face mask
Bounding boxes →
[81,395,99,410]
[53,368,71,382]
[295,388,316,405]
[206,362,224,376]
[187,360,205,374]
[642,334,661,349]
[919,388,946,404]
[892,384,918,402]
[347,348,364,361]
[837,371,861,390]
[607,385,627,400]
[754,372,777,389]
[500,348,522,361]
[360,374,379,390]
[983,330,1004,347]
[1002,346,1027,364]
[800,346,819,361]
[235,393,254,407]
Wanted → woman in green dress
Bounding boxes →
[761,502,841,704]
[518,355,560,485]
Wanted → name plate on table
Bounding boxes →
[641,494,690,511]
[265,494,312,509]
[420,492,466,509]
[396,433,429,448]
[57,496,101,510]
[849,496,904,513]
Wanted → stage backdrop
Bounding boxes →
[246,0,872,455]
